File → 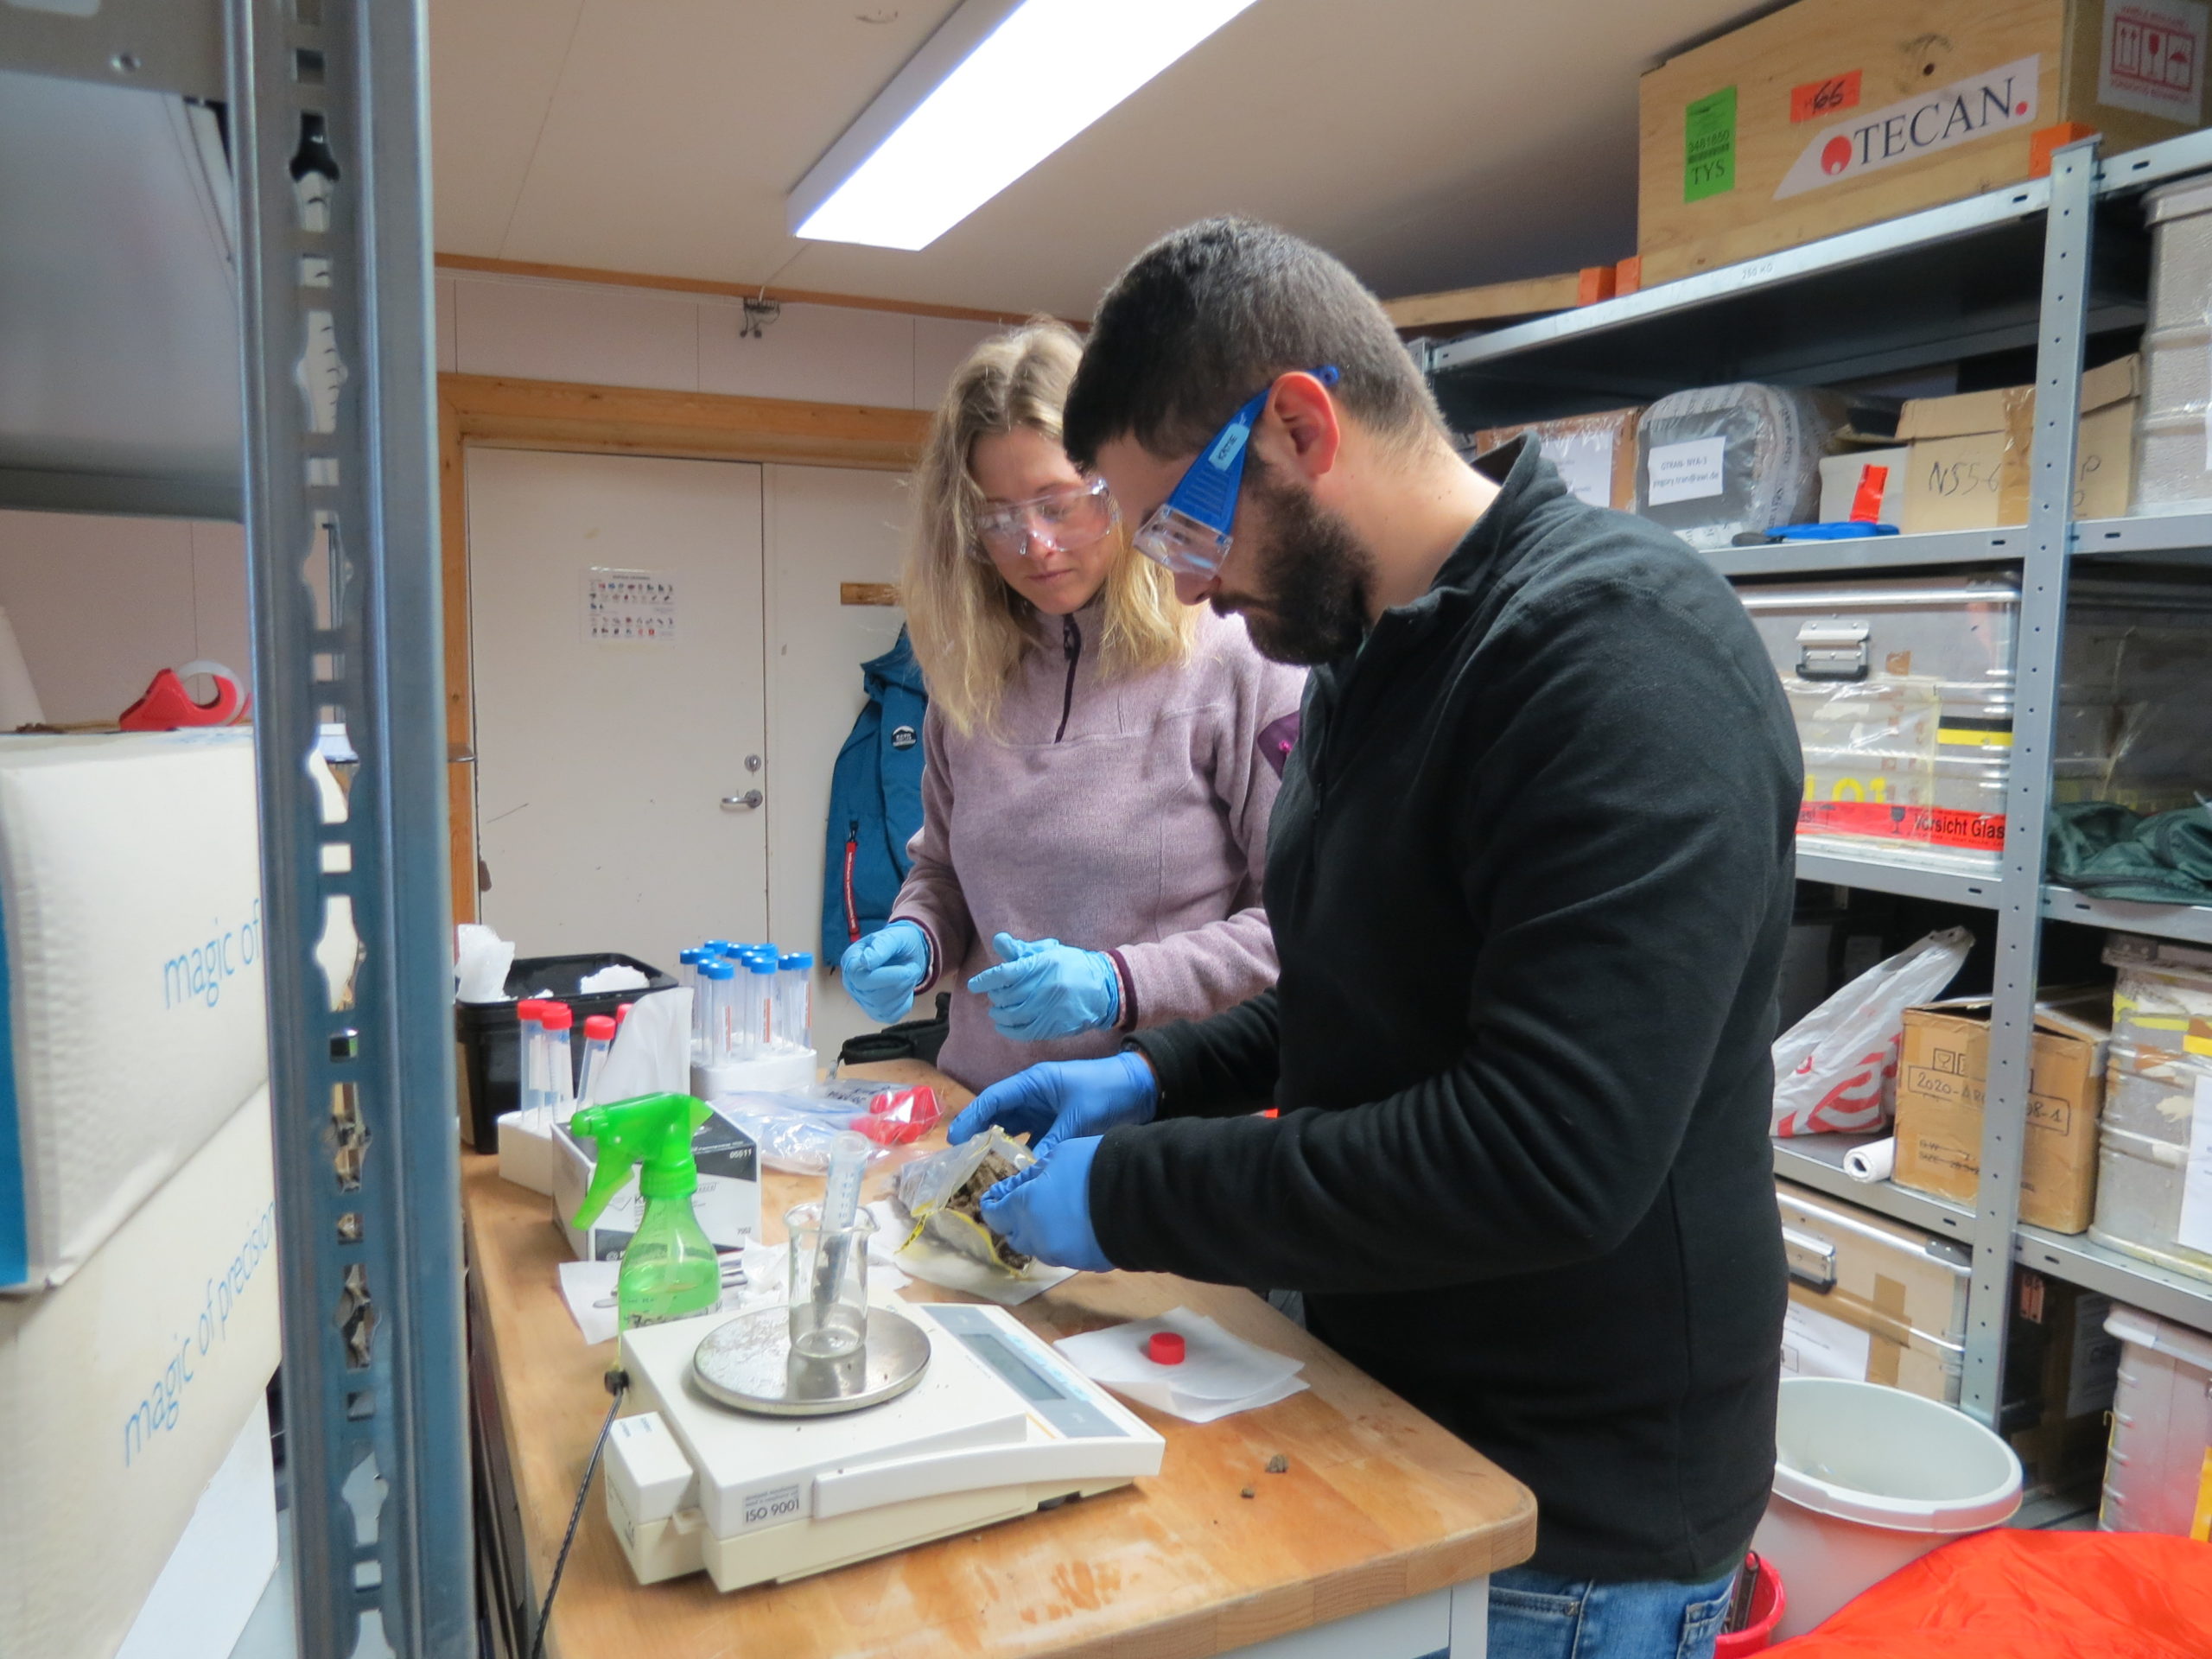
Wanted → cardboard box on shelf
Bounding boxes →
[1817,445,1910,522]
[1776,1179,1972,1403]
[1638,0,2205,289]
[1892,992,2110,1233]
[2006,1269,2120,1493]
[1895,354,2139,531]
[1470,406,1643,510]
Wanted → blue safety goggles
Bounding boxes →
[1130,365,1338,579]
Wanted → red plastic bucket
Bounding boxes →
[1713,1554,1786,1656]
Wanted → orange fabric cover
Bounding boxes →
[1770,1529,2212,1658]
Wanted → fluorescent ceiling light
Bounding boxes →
[791,0,1262,251]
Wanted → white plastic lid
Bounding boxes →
[2106,1303,2212,1373]
[2146,173,2212,227]
[1769,1377,2021,1535]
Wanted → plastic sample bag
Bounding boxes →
[1636,383,1847,550]
[890,1127,1033,1272]
[715,1080,942,1173]
[1771,927,1973,1136]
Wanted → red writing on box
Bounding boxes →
[1790,70,1861,123]
[1800,798,2007,852]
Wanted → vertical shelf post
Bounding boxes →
[228,0,473,1652]
[1960,140,2099,1425]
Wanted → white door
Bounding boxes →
[468,448,768,979]
[763,464,913,1060]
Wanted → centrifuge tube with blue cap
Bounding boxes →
[697,957,736,1062]
[746,957,778,1056]
[779,953,812,1053]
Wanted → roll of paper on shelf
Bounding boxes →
[1843,1138,1896,1184]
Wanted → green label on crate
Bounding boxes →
[1684,86,1737,202]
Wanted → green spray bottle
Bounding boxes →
[569,1092,721,1330]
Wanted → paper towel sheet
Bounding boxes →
[865,1198,1072,1306]
[1053,1307,1308,1423]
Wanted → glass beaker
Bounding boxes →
[785,1201,875,1359]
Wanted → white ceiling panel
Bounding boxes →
[430,0,1769,317]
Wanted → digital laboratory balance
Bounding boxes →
[601,1129,1164,1592]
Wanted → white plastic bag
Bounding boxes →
[1770,926,1974,1136]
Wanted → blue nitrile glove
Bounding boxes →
[946,1052,1159,1151]
[839,920,930,1024]
[967,931,1121,1041]
[980,1136,1111,1272]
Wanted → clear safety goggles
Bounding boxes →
[971,475,1119,561]
[1131,365,1339,579]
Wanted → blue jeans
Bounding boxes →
[1484,1564,1738,1659]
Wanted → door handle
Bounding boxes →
[721,791,764,811]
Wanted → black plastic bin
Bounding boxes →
[454,951,676,1150]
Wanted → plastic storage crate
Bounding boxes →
[1777,1179,1971,1403]
[1736,575,2212,869]
[454,951,676,1150]
[2089,937,2212,1285]
[2134,175,2212,516]
[2099,1303,2212,1535]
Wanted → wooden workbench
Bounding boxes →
[463,1062,1535,1658]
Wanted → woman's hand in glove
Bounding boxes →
[967,931,1121,1040]
[838,920,931,1024]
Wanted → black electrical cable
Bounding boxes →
[531,1369,627,1659]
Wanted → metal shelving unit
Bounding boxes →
[2,4,467,1656]
[1429,130,2212,1421]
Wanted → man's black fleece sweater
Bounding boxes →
[1097,437,1802,1584]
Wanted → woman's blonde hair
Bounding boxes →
[903,320,1195,735]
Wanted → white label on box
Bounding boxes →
[2101,0,2209,122]
[1781,1300,1873,1382]
[1777,55,2040,200]
[1646,437,1726,505]
[2176,1072,2212,1255]
[1541,430,1617,510]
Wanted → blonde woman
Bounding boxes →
[839,322,1305,1091]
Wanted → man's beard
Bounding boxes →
[1217,467,1376,665]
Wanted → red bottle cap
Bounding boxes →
[514,999,546,1023]
[1147,1332,1185,1366]
[613,1002,632,1027]
[584,1014,616,1040]
[539,1002,574,1033]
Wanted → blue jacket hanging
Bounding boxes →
[821,628,928,962]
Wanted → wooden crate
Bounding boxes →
[1639,0,2205,287]
[1382,266,1614,332]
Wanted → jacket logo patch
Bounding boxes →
[1257,712,1301,779]
[890,724,918,750]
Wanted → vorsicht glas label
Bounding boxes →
[1646,436,1726,505]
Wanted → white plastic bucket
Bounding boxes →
[1752,1377,2022,1638]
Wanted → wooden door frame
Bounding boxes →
[437,372,927,928]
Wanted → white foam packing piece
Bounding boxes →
[0,1087,280,1659]
[0,730,270,1291]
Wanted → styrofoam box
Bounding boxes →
[0,1087,280,1659]
[2101,1303,2212,1535]
[0,730,268,1291]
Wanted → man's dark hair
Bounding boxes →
[1063,217,1444,467]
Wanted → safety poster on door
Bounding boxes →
[584,568,677,643]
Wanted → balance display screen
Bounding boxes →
[961,1332,1066,1403]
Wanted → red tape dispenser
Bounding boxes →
[118,660,251,731]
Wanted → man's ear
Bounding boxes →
[1259,370,1342,484]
